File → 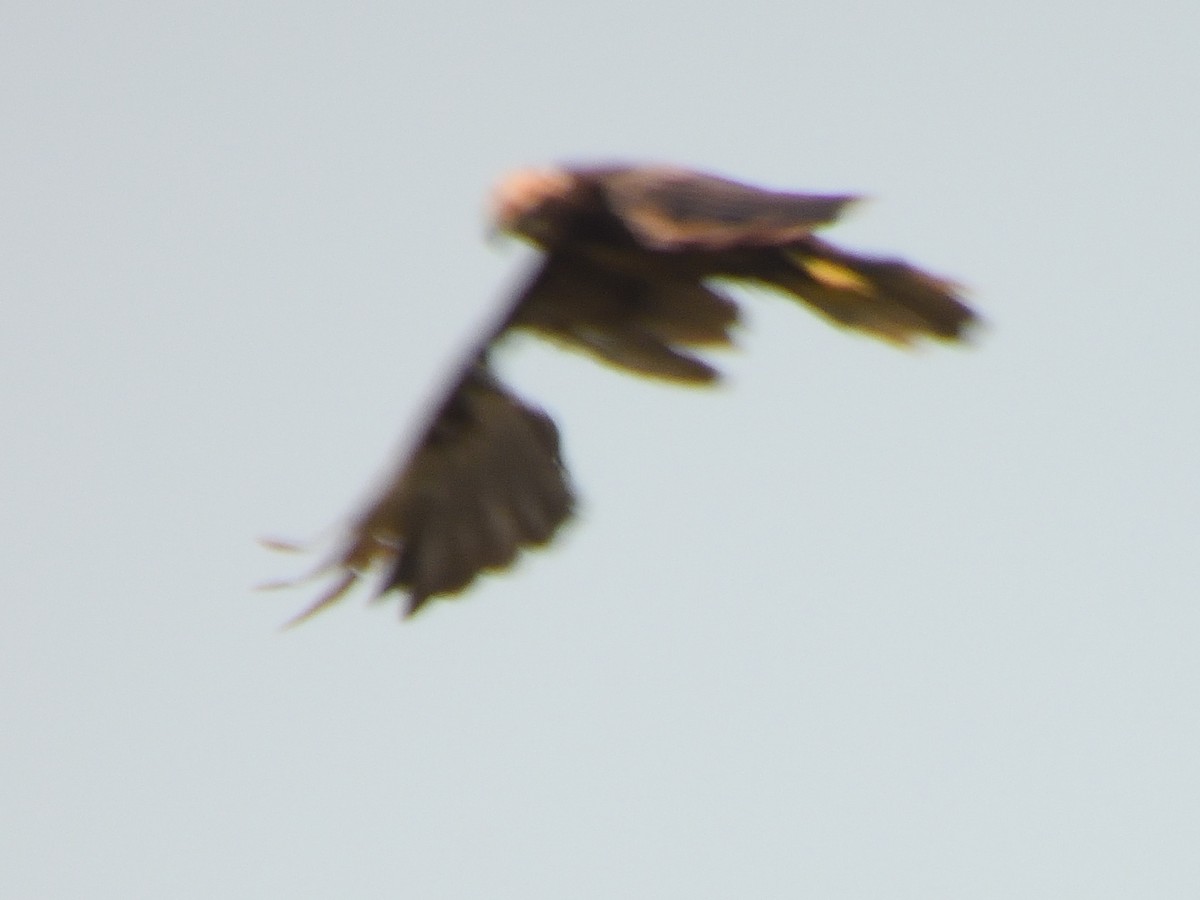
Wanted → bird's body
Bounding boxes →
[274,163,978,621]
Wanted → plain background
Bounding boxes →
[3,2,1199,897]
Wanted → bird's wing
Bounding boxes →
[595,166,860,251]
[281,362,575,622]
[505,252,740,383]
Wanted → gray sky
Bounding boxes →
[4,1,1199,897]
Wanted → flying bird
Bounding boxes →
[272,164,978,622]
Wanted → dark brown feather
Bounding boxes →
[747,238,975,344]
[591,166,860,250]
[279,362,574,622]
[507,253,737,383]
[273,162,980,623]
[498,164,976,348]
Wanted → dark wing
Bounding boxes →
[595,166,860,251]
[280,361,574,622]
[505,252,740,383]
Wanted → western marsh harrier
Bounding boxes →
[272,164,977,622]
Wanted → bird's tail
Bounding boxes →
[771,238,978,345]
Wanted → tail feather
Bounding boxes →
[772,240,977,345]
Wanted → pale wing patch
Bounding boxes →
[793,254,878,295]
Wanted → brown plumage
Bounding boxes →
[271,163,978,620]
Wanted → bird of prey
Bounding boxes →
[271,163,978,622]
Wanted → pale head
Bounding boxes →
[488,167,579,243]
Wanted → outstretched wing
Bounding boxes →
[280,361,575,622]
[595,166,860,251]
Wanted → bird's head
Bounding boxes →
[488,167,580,246]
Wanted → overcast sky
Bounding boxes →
[4,2,1199,897]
